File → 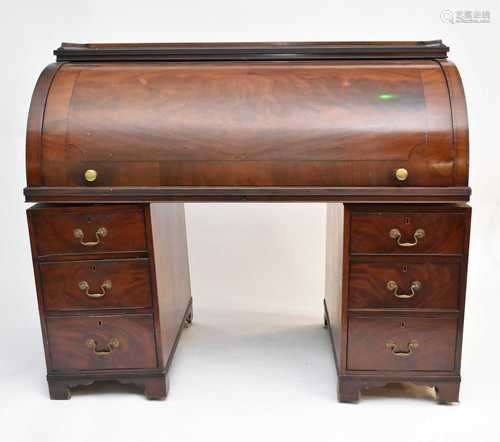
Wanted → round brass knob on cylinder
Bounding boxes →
[394,168,408,182]
[84,169,98,182]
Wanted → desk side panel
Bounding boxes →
[325,203,346,370]
[148,203,192,368]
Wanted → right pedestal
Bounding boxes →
[324,203,471,404]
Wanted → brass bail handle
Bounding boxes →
[386,280,422,299]
[385,339,418,357]
[79,280,112,298]
[85,338,120,356]
[389,228,425,247]
[73,226,108,247]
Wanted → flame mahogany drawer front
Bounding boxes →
[30,205,147,257]
[347,317,458,371]
[46,315,157,370]
[349,211,466,255]
[40,258,152,311]
[348,260,460,310]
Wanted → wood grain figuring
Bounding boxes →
[47,315,157,370]
[25,59,466,189]
[349,260,460,310]
[350,211,465,254]
[347,317,458,371]
[64,63,428,162]
[40,258,152,311]
[30,204,147,257]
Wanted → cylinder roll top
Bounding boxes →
[26,42,469,193]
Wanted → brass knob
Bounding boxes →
[394,168,408,182]
[84,169,98,182]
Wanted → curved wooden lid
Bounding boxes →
[25,41,470,203]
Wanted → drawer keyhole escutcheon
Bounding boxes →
[389,228,425,247]
[85,338,119,356]
[73,226,108,246]
[386,280,422,299]
[79,280,112,298]
[385,339,418,357]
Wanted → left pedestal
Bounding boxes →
[27,203,192,400]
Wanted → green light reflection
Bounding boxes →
[378,93,397,101]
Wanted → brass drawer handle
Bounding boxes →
[386,280,422,299]
[85,338,119,355]
[73,226,108,246]
[79,280,112,298]
[385,339,418,357]
[389,228,425,247]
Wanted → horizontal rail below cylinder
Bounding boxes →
[24,186,471,203]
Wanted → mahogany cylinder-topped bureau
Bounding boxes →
[24,41,471,403]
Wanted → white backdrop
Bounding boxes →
[1,1,499,441]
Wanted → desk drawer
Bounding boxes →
[47,315,157,370]
[30,205,147,256]
[349,260,460,310]
[40,258,152,311]
[347,316,457,371]
[350,211,465,255]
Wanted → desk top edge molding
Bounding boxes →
[54,40,449,62]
